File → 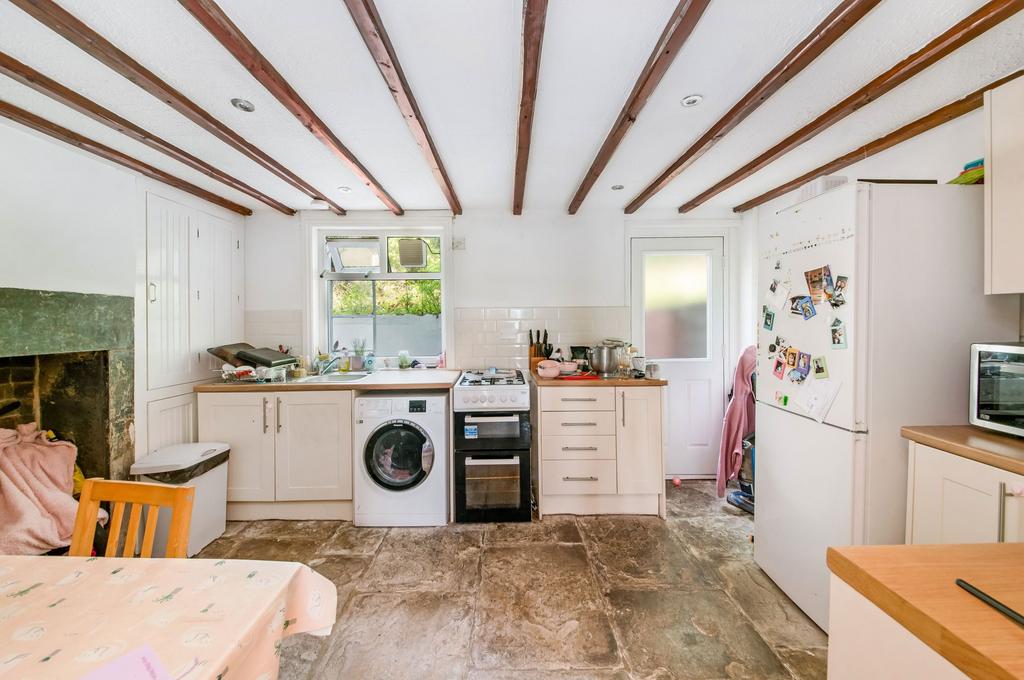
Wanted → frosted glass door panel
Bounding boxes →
[642,253,709,360]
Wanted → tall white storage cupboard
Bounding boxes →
[753,183,1019,630]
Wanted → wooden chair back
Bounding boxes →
[70,479,195,558]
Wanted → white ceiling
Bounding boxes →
[1,0,1022,215]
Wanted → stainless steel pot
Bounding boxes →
[587,345,619,378]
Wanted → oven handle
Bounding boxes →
[464,415,520,423]
[465,456,520,466]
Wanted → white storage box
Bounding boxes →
[130,442,230,557]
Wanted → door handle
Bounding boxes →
[562,446,598,451]
[563,476,598,482]
[148,282,157,302]
[621,392,626,427]
[262,397,268,433]
[997,482,1024,542]
[561,422,597,427]
[276,397,282,433]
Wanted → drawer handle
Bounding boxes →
[562,446,598,451]
[560,397,597,402]
[562,422,597,427]
[563,476,598,482]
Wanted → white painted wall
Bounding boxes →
[0,121,140,297]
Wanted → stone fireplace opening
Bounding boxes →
[0,288,134,479]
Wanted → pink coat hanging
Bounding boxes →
[717,345,756,497]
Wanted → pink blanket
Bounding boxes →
[717,345,756,497]
[0,423,80,555]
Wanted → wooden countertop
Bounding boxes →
[194,369,461,393]
[901,425,1024,476]
[530,374,668,387]
[827,543,1024,680]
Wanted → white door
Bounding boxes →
[909,444,1024,544]
[615,387,663,494]
[631,237,725,477]
[275,391,353,501]
[198,393,276,502]
[146,194,192,390]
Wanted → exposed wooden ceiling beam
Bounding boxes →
[732,70,1023,213]
[10,0,345,215]
[0,100,252,215]
[344,0,462,216]
[179,0,403,216]
[512,0,549,216]
[568,0,711,215]
[678,0,1024,213]
[0,51,295,216]
[624,0,880,215]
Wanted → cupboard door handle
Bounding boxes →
[561,397,596,402]
[621,392,626,427]
[996,482,1023,542]
[563,476,598,482]
[148,282,157,302]
[276,397,282,433]
[562,446,598,451]
[562,422,596,427]
[262,397,268,433]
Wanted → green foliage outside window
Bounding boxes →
[332,280,441,316]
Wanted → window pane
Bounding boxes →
[387,237,441,273]
[331,317,374,353]
[375,280,442,356]
[326,238,380,273]
[643,252,709,360]
[332,281,372,315]
[375,280,441,315]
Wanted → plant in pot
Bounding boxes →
[351,338,367,371]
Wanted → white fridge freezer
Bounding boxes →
[753,182,1019,630]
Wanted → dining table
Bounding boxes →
[0,555,337,679]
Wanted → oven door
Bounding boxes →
[454,450,531,522]
[454,412,531,451]
[971,344,1024,436]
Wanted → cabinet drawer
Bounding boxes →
[540,387,614,412]
[541,411,616,436]
[543,460,617,495]
[542,435,616,461]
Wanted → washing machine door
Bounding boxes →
[364,419,434,491]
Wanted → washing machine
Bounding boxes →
[353,392,448,527]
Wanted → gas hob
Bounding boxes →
[454,369,529,411]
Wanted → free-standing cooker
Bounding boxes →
[452,369,532,523]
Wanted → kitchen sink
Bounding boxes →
[297,373,368,384]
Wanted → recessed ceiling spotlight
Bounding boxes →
[338,186,352,193]
[680,94,703,108]
[611,184,624,191]
[230,98,255,112]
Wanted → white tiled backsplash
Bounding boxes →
[246,310,304,353]
[454,306,630,369]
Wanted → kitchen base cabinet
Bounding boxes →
[533,382,666,518]
[198,391,353,518]
[906,440,1024,544]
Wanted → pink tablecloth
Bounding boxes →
[0,555,337,680]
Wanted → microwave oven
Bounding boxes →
[970,342,1024,437]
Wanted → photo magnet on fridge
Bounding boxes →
[830,318,848,349]
[827,275,848,308]
[786,346,799,368]
[789,295,816,320]
[812,355,829,379]
[798,351,811,374]
[788,365,808,384]
[762,306,775,331]
[766,279,789,312]
[804,266,829,304]
[773,356,786,379]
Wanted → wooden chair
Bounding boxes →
[70,479,195,558]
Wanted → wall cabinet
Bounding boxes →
[984,75,1024,294]
[906,442,1024,544]
[534,384,665,516]
[145,194,244,390]
[197,391,353,504]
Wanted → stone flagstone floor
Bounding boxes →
[196,481,827,679]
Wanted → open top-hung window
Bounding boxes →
[322,235,443,358]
